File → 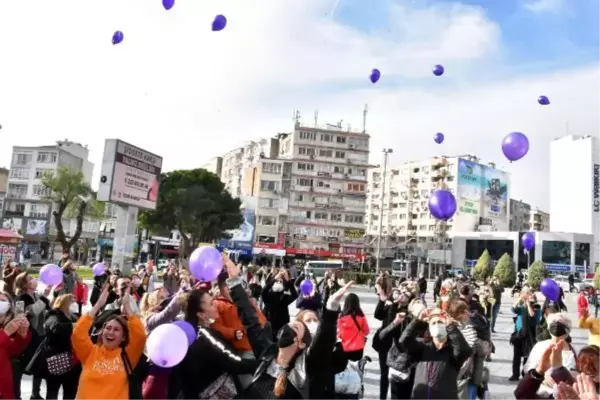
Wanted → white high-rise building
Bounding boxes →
[365,155,510,260]
[550,134,600,264]
[3,140,95,261]
[220,139,275,198]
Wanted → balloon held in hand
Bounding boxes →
[92,263,106,277]
[40,264,63,286]
[147,324,188,367]
[540,278,560,302]
[299,279,314,295]
[189,246,223,282]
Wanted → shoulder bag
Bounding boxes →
[121,350,143,400]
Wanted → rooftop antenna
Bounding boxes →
[362,104,369,133]
[294,110,301,127]
[314,110,318,128]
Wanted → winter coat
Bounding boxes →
[74,281,89,305]
[338,314,369,352]
[0,328,31,399]
[210,295,266,353]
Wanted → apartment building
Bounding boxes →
[365,155,510,262]
[0,167,8,221]
[510,199,532,231]
[530,208,550,232]
[2,140,94,262]
[202,156,223,177]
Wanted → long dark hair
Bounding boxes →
[341,293,364,317]
[183,288,211,327]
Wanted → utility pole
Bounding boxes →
[375,148,393,274]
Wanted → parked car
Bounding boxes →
[554,275,591,293]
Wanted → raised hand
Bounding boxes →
[331,281,354,302]
[222,253,239,280]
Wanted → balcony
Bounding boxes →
[4,210,24,217]
[7,192,27,200]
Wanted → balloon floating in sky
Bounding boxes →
[428,189,457,221]
[162,0,175,10]
[434,132,444,144]
[502,131,529,162]
[112,31,124,45]
[537,95,550,106]
[369,68,381,84]
[521,232,535,252]
[212,15,227,31]
[432,64,444,76]
[540,278,560,302]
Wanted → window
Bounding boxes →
[347,183,365,192]
[37,152,57,163]
[262,163,282,174]
[297,163,315,171]
[336,136,347,144]
[8,183,27,195]
[35,168,54,179]
[14,153,32,165]
[295,193,304,201]
[296,178,313,187]
[319,149,333,157]
[258,216,277,226]
[315,212,328,220]
[259,198,279,208]
[299,131,317,140]
[345,215,364,224]
[10,168,30,179]
[32,184,51,197]
[335,151,345,159]
[298,147,316,156]
[257,235,276,243]
[260,180,279,191]
[333,166,344,174]
[321,134,333,142]
[331,213,342,222]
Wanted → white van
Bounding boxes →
[304,260,344,278]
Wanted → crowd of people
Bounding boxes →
[0,250,598,400]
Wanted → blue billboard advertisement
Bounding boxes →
[217,196,256,256]
[455,158,509,232]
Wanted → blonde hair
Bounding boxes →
[140,289,162,318]
[53,294,73,314]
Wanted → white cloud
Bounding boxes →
[0,0,596,211]
[524,0,564,13]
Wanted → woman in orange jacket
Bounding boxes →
[71,284,146,399]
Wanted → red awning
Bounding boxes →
[0,229,22,240]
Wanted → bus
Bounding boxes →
[391,258,418,278]
[304,260,344,278]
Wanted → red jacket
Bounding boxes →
[0,329,31,400]
[577,294,589,316]
[74,281,89,304]
[337,314,370,352]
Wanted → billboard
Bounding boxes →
[455,159,509,232]
[97,139,162,211]
[218,196,256,256]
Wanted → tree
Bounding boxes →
[527,260,549,291]
[493,252,517,287]
[42,167,105,253]
[138,168,243,257]
[594,263,599,290]
[472,249,491,282]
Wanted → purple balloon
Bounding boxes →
[521,232,535,252]
[147,324,188,367]
[173,320,196,346]
[502,131,529,162]
[212,15,227,31]
[369,68,381,84]
[112,31,124,45]
[433,64,444,76]
[162,0,175,10]
[92,263,106,277]
[434,132,444,144]
[540,278,560,302]
[299,279,314,296]
[189,246,223,282]
[538,95,550,106]
[428,189,457,221]
[39,264,63,286]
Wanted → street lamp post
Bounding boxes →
[375,148,393,274]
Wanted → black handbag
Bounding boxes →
[372,327,382,352]
[121,350,143,400]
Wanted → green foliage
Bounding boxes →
[138,169,243,256]
[527,260,549,291]
[42,167,105,252]
[472,249,492,282]
[493,252,517,287]
[594,264,599,290]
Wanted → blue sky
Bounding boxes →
[0,0,597,209]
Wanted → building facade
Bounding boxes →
[550,135,599,264]
[530,208,550,232]
[365,155,510,263]
[509,199,532,231]
[0,167,8,221]
[201,156,223,177]
[2,140,94,262]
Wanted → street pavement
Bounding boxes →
[20,283,591,399]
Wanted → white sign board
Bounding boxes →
[98,139,163,211]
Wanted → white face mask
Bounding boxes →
[429,323,448,340]
[392,293,400,301]
[208,318,216,324]
[272,282,284,292]
[306,321,319,336]
[0,301,10,315]
[132,278,141,287]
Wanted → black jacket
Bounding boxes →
[229,276,339,399]
[379,313,414,373]
[373,299,394,353]
[261,277,298,336]
[44,309,77,355]
[399,319,471,399]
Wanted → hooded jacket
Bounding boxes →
[211,295,266,352]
